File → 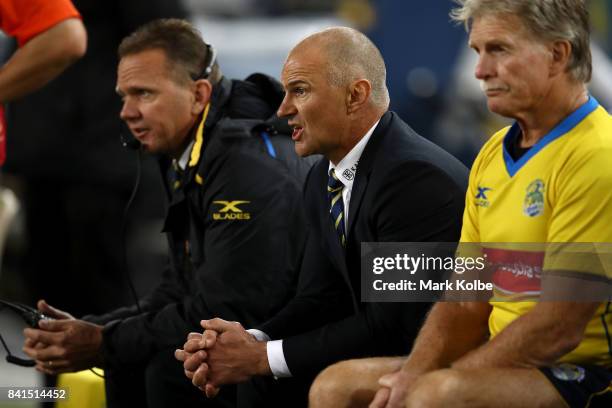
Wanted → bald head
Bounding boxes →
[290,27,390,110]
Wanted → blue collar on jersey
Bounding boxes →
[502,96,599,177]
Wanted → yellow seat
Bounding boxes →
[56,369,105,408]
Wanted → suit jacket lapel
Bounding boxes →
[346,112,392,234]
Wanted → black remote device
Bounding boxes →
[0,300,51,328]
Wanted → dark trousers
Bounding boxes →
[104,348,236,408]
[104,348,312,408]
[237,375,312,408]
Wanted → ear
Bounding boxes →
[346,79,372,114]
[192,79,213,115]
[549,39,572,78]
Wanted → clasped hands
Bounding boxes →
[174,318,270,398]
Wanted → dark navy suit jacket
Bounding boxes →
[258,111,469,377]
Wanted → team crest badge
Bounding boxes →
[523,179,545,217]
[342,169,354,181]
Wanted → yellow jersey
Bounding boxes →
[460,97,612,367]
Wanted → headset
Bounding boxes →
[0,299,51,367]
[192,42,217,81]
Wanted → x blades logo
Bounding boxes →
[475,186,492,208]
[212,200,251,220]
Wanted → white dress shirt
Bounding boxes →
[176,140,195,170]
[247,119,380,377]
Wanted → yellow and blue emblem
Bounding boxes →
[523,179,545,217]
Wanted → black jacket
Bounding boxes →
[87,75,316,366]
[258,111,469,377]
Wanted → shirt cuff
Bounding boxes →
[267,340,292,378]
[247,329,270,342]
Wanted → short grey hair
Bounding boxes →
[450,0,591,83]
[305,27,390,109]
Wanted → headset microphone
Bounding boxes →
[120,132,141,150]
[120,121,141,150]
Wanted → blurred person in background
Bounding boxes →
[0,0,86,164]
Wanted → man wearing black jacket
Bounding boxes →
[22,19,314,408]
[177,26,468,406]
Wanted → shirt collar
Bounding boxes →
[176,140,195,170]
[329,119,380,189]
